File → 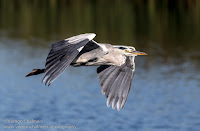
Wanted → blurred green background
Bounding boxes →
[1,0,200,51]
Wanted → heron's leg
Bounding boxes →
[26,69,45,77]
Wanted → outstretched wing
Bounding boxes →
[42,33,96,86]
[97,56,135,111]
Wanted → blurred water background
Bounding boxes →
[0,0,200,130]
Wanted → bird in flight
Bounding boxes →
[26,33,147,111]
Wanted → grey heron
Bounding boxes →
[26,33,147,111]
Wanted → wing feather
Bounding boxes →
[42,33,96,86]
[97,56,135,111]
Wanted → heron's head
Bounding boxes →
[115,46,147,56]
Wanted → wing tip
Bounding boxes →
[86,33,96,41]
[106,100,110,107]
[106,97,124,111]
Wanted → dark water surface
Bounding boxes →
[0,0,200,131]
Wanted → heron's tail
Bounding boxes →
[26,69,45,77]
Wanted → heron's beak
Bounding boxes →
[131,51,147,55]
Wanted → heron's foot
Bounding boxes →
[26,69,45,77]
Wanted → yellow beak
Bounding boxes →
[131,51,148,55]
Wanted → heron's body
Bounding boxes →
[72,43,127,66]
[26,33,147,111]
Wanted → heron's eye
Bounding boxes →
[125,49,130,53]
